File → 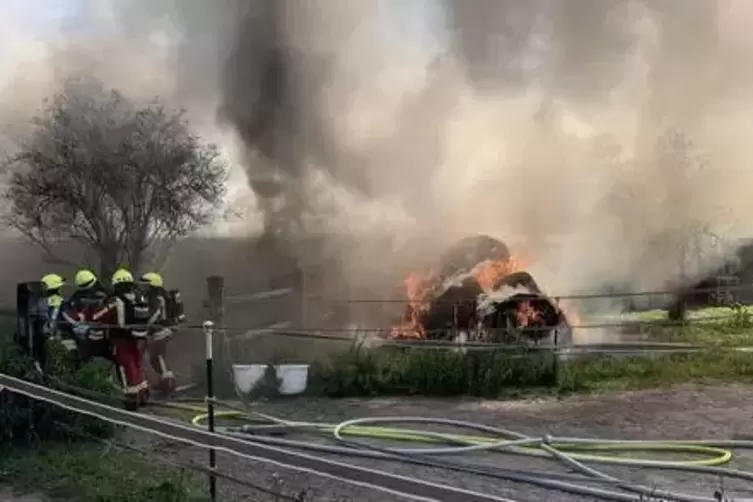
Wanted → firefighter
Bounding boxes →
[92,268,151,409]
[60,269,110,362]
[28,273,65,375]
[139,271,181,393]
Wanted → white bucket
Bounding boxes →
[231,363,310,395]
[231,364,268,394]
[274,364,310,395]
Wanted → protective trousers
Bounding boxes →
[149,335,171,376]
[111,337,147,394]
[147,327,176,392]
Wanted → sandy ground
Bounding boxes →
[123,384,753,502]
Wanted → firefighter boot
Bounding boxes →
[118,366,140,411]
[137,381,150,406]
[155,355,177,394]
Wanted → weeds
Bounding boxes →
[0,315,203,502]
[0,442,205,502]
[311,308,753,398]
[311,342,557,398]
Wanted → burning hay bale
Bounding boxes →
[390,235,572,345]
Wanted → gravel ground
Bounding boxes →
[0,488,50,502]
[131,384,753,502]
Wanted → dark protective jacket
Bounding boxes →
[144,285,185,327]
[60,284,109,339]
[92,285,151,339]
[29,293,63,337]
[145,285,171,327]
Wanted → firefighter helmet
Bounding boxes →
[74,269,98,289]
[111,268,134,286]
[40,273,65,291]
[140,272,163,288]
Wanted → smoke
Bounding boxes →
[5,0,753,308]
[212,0,753,298]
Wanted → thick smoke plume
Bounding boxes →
[4,0,753,310]
[214,0,753,299]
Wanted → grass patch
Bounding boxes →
[560,350,753,393]
[0,441,205,502]
[312,344,558,398]
[0,310,205,502]
[314,343,753,398]
[312,309,753,398]
[621,304,753,347]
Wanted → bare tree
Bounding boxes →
[2,77,227,278]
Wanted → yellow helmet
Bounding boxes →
[111,268,134,286]
[140,272,164,288]
[74,269,98,288]
[40,273,65,291]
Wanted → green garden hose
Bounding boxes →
[163,402,753,502]
[185,406,733,467]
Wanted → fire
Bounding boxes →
[389,256,528,340]
[474,255,527,292]
[515,300,541,327]
[388,249,584,342]
[388,270,437,340]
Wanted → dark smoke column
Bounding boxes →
[218,0,303,240]
[218,0,375,244]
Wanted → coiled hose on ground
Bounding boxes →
[160,402,753,502]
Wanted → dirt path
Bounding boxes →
[136,384,753,501]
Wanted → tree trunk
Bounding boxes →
[98,252,118,284]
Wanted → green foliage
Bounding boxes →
[0,443,206,502]
[0,314,204,502]
[311,309,753,399]
[312,343,558,398]
[634,306,753,347]
[559,350,753,394]
[0,333,117,445]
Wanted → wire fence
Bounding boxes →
[0,374,511,502]
[3,277,753,502]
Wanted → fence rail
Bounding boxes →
[217,281,753,308]
[0,374,516,502]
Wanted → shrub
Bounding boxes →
[0,332,117,445]
[312,344,558,398]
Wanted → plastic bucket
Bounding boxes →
[232,364,268,394]
[275,364,310,395]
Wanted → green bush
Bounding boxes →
[312,344,558,398]
[0,332,117,445]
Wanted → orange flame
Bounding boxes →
[515,300,542,327]
[389,257,527,340]
[473,255,527,292]
[388,270,437,340]
[389,254,582,341]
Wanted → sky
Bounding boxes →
[0,0,444,236]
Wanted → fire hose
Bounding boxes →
[168,403,753,502]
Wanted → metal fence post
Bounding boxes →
[206,276,225,328]
[203,320,217,501]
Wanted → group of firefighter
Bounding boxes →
[25,267,185,409]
